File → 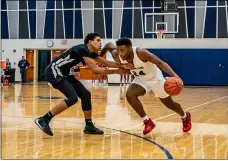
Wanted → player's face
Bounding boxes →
[89,36,102,52]
[117,45,131,61]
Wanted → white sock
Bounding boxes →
[181,112,187,119]
[142,115,149,121]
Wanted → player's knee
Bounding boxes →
[65,95,78,107]
[126,90,137,100]
[82,105,91,111]
[82,90,91,100]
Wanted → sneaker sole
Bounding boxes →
[83,131,104,135]
[34,119,53,136]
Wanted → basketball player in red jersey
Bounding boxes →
[100,38,192,135]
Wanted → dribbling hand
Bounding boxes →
[165,76,184,85]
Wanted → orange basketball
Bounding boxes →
[164,77,184,96]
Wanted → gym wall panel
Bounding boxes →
[29,11,36,39]
[81,1,94,37]
[195,6,206,38]
[121,9,132,38]
[218,7,228,38]
[142,0,153,7]
[204,7,217,38]
[149,49,228,85]
[44,11,54,39]
[56,0,62,9]
[186,0,195,6]
[64,10,74,39]
[7,1,18,10]
[46,0,54,9]
[186,8,195,38]
[104,0,112,8]
[124,0,132,8]
[133,9,143,38]
[63,1,73,9]
[75,0,81,8]
[94,10,105,38]
[1,0,227,39]
[1,11,9,39]
[55,10,64,39]
[142,9,153,38]
[175,8,187,38]
[19,0,27,10]
[74,10,83,38]
[8,11,19,39]
[28,1,36,10]
[36,10,46,39]
[1,0,7,10]
[104,9,112,38]
[19,11,29,39]
[94,1,103,8]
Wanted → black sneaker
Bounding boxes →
[34,117,53,136]
[83,123,104,135]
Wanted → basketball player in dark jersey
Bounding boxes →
[34,33,131,136]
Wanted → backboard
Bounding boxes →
[144,12,179,34]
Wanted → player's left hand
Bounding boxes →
[166,76,184,85]
[74,72,80,80]
[122,63,134,70]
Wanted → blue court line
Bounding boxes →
[102,127,173,159]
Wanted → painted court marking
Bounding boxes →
[2,95,227,159]
[118,95,228,132]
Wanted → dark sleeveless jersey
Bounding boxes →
[48,44,99,77]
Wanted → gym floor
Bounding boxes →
[1,83,228,159]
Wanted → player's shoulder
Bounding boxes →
[72,44,86,51]
[135,47,147,54]
[135,47,150,61]
[135,47,147,57]
[72,44,91,56]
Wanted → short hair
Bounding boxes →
[84,32,100,44]
[116,37,132,46]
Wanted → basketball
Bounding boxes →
[164,77,184,96]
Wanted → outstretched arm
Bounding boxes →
[137,48,179,78]
[83,56,129,75]
[94,55,131,69]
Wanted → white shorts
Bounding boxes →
[132,76,169,98]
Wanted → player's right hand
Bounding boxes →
[117,68,130,74]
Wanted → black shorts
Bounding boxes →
[44,65,91,109]
[44,65,69,87]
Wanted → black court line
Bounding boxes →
[2,115,173,159]
[100,126,173,159]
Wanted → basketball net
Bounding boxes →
[155,29,165,39]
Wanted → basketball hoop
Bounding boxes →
[155,29,165,39]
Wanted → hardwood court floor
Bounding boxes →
[1,83,228,159]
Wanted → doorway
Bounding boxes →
[52,50,66,59]
[26,50,34,82]
[38,50,51,81]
